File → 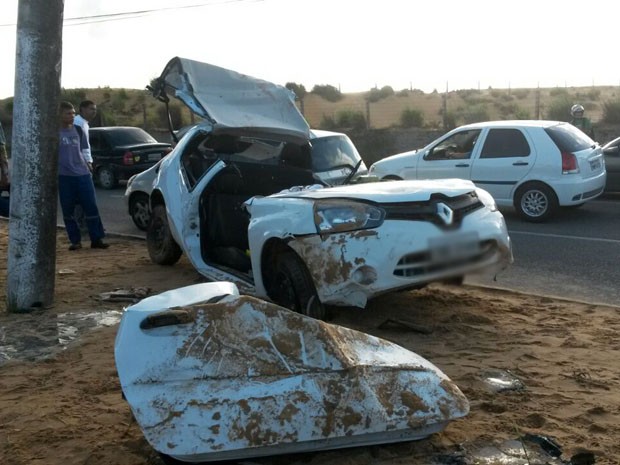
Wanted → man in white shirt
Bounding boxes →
[73,100,97,172]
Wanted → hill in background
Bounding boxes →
[1,84,619,163]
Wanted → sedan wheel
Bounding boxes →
[97,166,118,189]
[269,249,326,320]
[146,204,182,265]
[514,182,558,222]
[129,193,151,231]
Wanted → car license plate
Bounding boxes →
[148,154,162,162]
[429,232,480,264]
[589,159,601,171]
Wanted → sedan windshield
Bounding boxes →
[310,135,362,172]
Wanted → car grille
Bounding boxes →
[394,239,498,278]
[381,191,484,230]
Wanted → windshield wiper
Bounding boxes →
[342,159,363,185]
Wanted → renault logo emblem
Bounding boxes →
[436,202,454,225]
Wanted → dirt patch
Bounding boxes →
[0,222,618,464]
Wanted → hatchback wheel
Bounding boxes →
[514,182,558,222]
[129,193,151,231]
[269,249,326,320]
[147,204,182,265]
[97,166,118,189]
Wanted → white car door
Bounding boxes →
[415,129,481,180]
[470,127,537,203]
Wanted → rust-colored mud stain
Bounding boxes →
[278,403,300,424]
[401,391,429,413]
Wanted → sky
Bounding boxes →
[0,0,619,100]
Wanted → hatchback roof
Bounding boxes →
[150,57,310,144]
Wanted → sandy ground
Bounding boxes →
[0,223,618,465]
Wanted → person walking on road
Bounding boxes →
[570,104,595,139]
[58,101,109,250]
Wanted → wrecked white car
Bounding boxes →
[115,282,470,463]
[146,57,513,319]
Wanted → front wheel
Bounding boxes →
[129,193,151,231]
[514,182,558,222]
[268,249,326,320]
[97,166,118,189]
[147,204,182,265]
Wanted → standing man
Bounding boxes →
[74,99,97,170]
[0,122,9,217]
[570,104,595,139]
[58,101,109,250]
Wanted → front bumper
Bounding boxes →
[288,207,512,308]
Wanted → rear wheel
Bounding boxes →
[269,249,326,320]
[382,175,403,181]
[514,182,558,222]
[147,204,182,265]
[129,193,151,231]
[97,166,118,189]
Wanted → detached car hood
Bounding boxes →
[151,57,310,144]
[272,179,478,203]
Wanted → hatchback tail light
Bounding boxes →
[123,151,135,165]
[561,151,579,174]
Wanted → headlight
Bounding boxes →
[475,188,498,212]
[314,200,385,233]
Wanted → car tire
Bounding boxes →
[147,204,182,265]
[514,182,558,222]
[382,175,403,181]
[269,249,326,320]
[129,193,151,231]
[97,166,118,190]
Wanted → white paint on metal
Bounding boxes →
[115,283,469,463]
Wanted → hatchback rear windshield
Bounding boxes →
[106,128,158,145]
[544,124,593,152]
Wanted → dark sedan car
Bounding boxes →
[89,127,172,189]
[602,137,620,192]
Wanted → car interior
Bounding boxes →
[184,134,316,274]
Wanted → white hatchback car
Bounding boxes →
[369,121,607,222]
[145,57,513,319]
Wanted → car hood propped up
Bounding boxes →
[150,57,310,144]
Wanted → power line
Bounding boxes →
[0,0,263,27]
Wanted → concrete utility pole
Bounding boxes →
[7,0,64,312]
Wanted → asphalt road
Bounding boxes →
[90,187,620,307]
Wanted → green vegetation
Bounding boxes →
[602,100,620,124]
[400,108,424,128]
[546,96,572,121]
[285,82,307,100]
[366,86,394,103]
[319,110,366,131]
[311,84,342,102]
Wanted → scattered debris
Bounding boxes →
[58,269,76,275]
[97,287,151,303]
[377,317,434,334]
[480,369,525,392]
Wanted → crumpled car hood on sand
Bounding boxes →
[115,282,469,463]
